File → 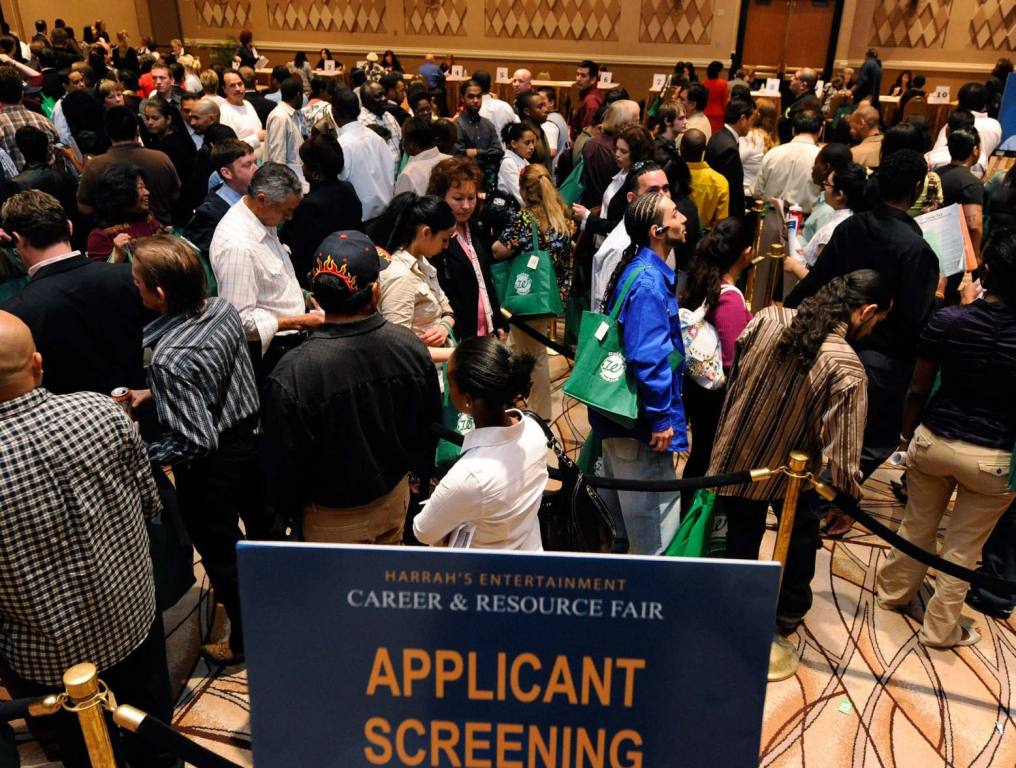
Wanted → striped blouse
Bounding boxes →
[708,306,868,501]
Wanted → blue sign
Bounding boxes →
[238,544,780,766]
[999,72,1016,145]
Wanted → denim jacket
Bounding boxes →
[588,246,689,452]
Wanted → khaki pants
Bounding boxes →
[302,476,409,544]
[876,425,1014,647]
[510,319,551,420]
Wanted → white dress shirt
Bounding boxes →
[413,411,547,550]
[753,135,821,212]
[498,149,529,204]
[591,220,631,311]
[394,147,452,196]
[931,110,1000,178]
[265,101,304,182]
[218,99,263,150]
[480,93,520,137]
[358,107,402,167]
[337,120,395,220]
[739,130,766,194]
[209,198,305,353]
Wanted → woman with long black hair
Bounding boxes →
[709,269,891,630]
[679,217,754,484]
[413,336,547,550]
[877,229,1016,648]
[373,192,458,363]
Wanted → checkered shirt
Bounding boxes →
[0,389,159,686]
[0,104,59,171]
[144,297,259,465]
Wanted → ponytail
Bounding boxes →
[449,335,536,408]
[368,192,455,253]
[776,269,890,369]
[520,164,572,237]
[600,192,667,312]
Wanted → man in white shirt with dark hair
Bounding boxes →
[218,69,265,152]
[329,86,394,220]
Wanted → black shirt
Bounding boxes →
[920,299,1016,448]
[937,163,984,207]
[261,313,442,517]
[280,180,364,287]
[785,204,939,360]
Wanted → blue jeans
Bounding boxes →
[601,437,681,554]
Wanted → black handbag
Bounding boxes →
[523,412,629,554]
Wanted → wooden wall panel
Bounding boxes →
[266,0,387,32]
[403,0,468,35]
[483,0,621,41]
[640,0,714,45]
[868,0,953,48]
[970,0,1016,50]
[195,0,252,29]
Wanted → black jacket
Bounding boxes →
[245,92,275,127]
[9,163,78,217]
[182,188,231,260]
[432,225,509,339]
[280,180,364,287]
[261,313,441,518]
[784,204,939,359]
[583,182,629,237]
[705,126,745,217]
[2,256,150,394]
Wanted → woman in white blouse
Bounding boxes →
[375,193,458,363]
[497,123,536,205]
[739,100,779,196]
[414,336,548,550]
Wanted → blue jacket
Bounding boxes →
[588,246,689,452]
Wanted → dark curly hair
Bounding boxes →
[449,335,535,409]
[91,164,146,227]
[682,217,754,319]
[776,269,891,370]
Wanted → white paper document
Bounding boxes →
[915,204,967,276]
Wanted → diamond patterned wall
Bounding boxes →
[195,0,252,28]
[639,0,713,45]
[970,0,1016,49]
[868,0,952,48]
[404,0,468,35]
[266,0,387,32]
[484,0,622,41]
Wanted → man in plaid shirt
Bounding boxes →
[0,65,57,171]
[0,311,178,767]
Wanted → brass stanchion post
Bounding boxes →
[761,243,786,308]
[768,450,809,682]
[63,663,118,768]
[744,199,767,308]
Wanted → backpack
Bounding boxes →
[679,285,743,390]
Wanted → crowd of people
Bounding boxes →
[0,21,1015,764]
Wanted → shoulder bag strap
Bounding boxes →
[608,266,648,322]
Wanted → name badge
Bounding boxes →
[527,254,540,270]
[594,321,610,341]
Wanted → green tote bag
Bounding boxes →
[435,362,475,472]
[501,221,565,318]
[558,156,586,207]
[490,258,512,305]
[562,266,646,428]
[663,490,717,558]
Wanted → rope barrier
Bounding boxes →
[582,470,757,493]
[0,697,46,722]
[816,483,1016,595]
[504,314,576,360]
[128,714,245,768]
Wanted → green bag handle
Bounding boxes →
[608,265,647,322]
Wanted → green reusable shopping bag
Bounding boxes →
[501,221,565,318]
[490,258,512,305]
[558,157,586,206]
[663,490,717,558]
[562,266,647,428]
[435,360,474,472]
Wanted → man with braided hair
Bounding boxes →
[588,192,689,555]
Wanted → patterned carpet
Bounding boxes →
[13,354,1016,766]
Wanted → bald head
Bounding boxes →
[680,128,707,162]
[190,97,220,134]
[0,311,41,401]
[512,68,533,94]
[849,104,880,139]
